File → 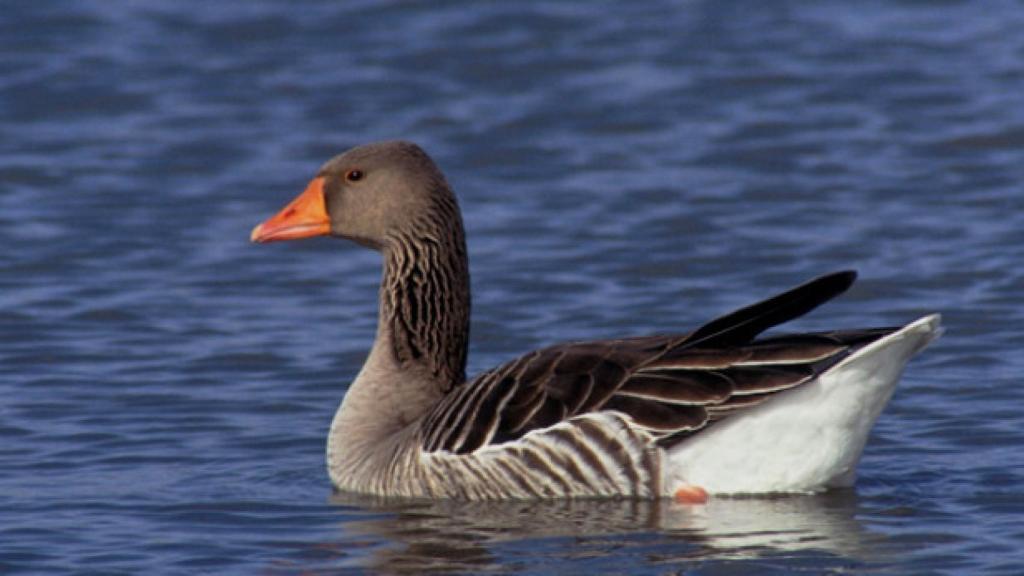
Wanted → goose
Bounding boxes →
[250,141,941,502]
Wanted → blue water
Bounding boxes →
[3,1,1023,574]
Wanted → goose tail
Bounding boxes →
[665,314,943,495]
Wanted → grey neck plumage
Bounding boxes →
[379,192,470,393]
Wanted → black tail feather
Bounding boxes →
[683,270,857,348]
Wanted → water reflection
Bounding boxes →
[326,490,890,573]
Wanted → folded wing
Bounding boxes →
[419,271,896,455]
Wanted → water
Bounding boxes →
[3,1,1023,573]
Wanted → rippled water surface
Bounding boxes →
[3,1,1024,574]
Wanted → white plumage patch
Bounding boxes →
[665,315,941,496]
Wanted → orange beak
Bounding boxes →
[250,177,331,243]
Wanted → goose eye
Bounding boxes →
[345,170,364,182]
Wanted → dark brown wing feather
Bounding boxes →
[419,271,897,455]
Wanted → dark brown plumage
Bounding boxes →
[419,271,899,455]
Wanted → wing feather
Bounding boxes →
[682,270,856,347]
[602,396,708,433]
[619,371,734,404]
[418,272,897,455]
[724,365,815,394]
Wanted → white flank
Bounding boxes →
[665,314,942,495]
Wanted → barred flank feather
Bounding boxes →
[420,414,661,498]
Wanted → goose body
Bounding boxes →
[251,141,941,501]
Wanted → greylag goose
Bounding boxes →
[251,141,941,502]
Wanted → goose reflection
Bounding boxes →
[322,490,891,573]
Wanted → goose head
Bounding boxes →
[250,140,454,249]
